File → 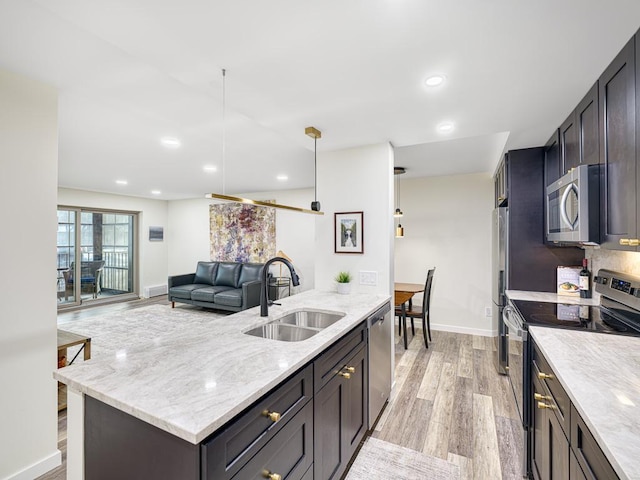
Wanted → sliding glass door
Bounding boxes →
[57,207,138,307]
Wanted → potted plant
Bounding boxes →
[335,271,352,295]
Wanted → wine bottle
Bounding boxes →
[579,258,591,299]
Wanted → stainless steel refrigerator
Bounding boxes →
[493,207,508,374]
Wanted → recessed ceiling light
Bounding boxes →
[160,137,181,148]
[425,74,446,87]
[437,121,455,134]
[203,165,217,173]
[276,174,288,181]
[116,180,128,185]
[151,190,161,195]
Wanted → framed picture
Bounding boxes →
[149,226,164,242]
[334,211,364,254]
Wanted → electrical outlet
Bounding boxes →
[485,307,492,317]
[359,271,378,286]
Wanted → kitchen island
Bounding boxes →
[529,327,640,480]
[55,289,391,480]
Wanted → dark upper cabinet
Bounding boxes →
[560,111,579,174]
[577,83,600,167]
[599,36,637,250]
[544,130,561,187]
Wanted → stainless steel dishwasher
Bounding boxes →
[367,302,392,428]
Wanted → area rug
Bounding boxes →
[57,304,228,361]
[345,437,460,480]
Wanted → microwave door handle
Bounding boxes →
[560,184,574,229]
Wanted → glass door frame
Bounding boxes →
[57,205,140,310]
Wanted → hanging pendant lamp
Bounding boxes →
[206,69,324,215]
[305,126,321,211]
[394,167,406,237]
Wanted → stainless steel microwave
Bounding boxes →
[546,165,600,244]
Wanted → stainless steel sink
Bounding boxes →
[272,310,345,329]
[244,323,319,342]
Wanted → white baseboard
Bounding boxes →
[431,322,497,337]
[143,284,168,298]
[6,450,61,480]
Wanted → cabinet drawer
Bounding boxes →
[229,400,314,480]
[570,404,619,480]
[532,342,570,437]
[202,364,313,480]
[314,322,366,393]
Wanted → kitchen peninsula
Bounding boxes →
[54,290,390,480]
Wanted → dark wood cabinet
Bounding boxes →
[577,83,600,168]
[530,348,569,480]
[599,36,637,250]
[529,340,619,480]
[560,111,579,175]
[544,130,561,187]
[570,404,619,480]
[314,332,368,480]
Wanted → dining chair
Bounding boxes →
[395,268,435,348]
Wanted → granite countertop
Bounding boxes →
[529,327,640,480]
[506,289,599,306]
[54,289,390,444]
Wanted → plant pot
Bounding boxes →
[336,282,351,295]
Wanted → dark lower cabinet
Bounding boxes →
[314,344,368,480]
[530,372,569,480]
[529,340,620,480]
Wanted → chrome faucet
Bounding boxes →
[260,256,301,317]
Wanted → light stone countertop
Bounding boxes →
[54,289,390,444]
[506,289,599,306]
[529,327,640,480]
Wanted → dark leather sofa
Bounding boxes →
[168,261,264,312]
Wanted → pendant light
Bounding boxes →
[206,69,324,215]
[305,126,321,211]
[394,167,406,238]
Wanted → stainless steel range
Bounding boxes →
[504,269,640,478]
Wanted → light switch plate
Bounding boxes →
[359,271,378,286]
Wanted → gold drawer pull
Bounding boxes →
[262,410,281,423]
[537,401,556,410]
[345,366,356,373]
[620,238,631,246]
[538,372,554,380]
[262,470,281,480]
[338,371,351,379]
[631,239,640,246]
[534,393,551,401]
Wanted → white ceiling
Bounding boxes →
[1,0,640,199]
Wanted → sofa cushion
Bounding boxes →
[214,289,243,307]
[194,262,218,286]
[170,284,211,299]
[191,285,233,302]
[215,262,242,287]
[238,263,264,285]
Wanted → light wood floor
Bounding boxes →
[41,300,522,480]
[372,325,523,480]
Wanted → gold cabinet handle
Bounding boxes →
[534,393,552,401]
[262,410,281,423]
[620,238,631,246]
[538,372,554,380]
[345,366,356,373]
[537,401,556,410]
[262,470,281,480]
[631,239,640,246]
[338,371,351,379]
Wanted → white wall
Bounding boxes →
[57,188,169,295]
[0,69,61,479]
[394,173,494,336]
[167,188,316,291]
[314,143,394,295]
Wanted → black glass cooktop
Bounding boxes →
[512,299,640,336]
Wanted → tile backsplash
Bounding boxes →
[583,246,640,300]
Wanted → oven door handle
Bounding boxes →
[503,305,524,338]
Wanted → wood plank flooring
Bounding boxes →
[41,300,523,480]
[372,328,523,480]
